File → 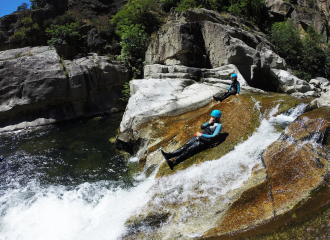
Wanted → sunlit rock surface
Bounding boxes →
[264,107,330,215]
[119,90,318,239]
[0,46,129,131]
[145,8,313,94]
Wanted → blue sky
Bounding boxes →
[0,0,30,18]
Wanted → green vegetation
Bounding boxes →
[17,3,29,12]
[270,20,329,80]
[29,0,46,9]
[13,17,39,44]
[161,0,264,24]
[111,0,164,83]
[46,22,82,47]
[44,12,87,53]
[120,82,131,101]
[117,24,150,78]
[111,0,162,35]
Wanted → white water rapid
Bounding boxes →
[0,103,307,240]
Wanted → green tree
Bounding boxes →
[29,0,46,9]
[270,20,303,69]
[110,0,161,35]
[299,26,325,80]
[17,3,29,11]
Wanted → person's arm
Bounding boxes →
[228,82,232,91]
[237,82,240,95]
[201,122,209,130]
[202,124,222,138]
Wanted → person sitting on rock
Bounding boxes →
[161,110,222,170]
[213,73,240,102]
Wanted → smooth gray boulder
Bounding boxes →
[0,46,129,132]
[270,69,313,93]
[309,91,330,108]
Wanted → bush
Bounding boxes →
[14,31,26,41]
[43,11,78,28]
[45,22,83,47]
[118,24,150,78]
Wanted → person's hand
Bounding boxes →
[226,90,229,93]
[196,132,202,137]
[209,117,214,124]
[236,93,239,96]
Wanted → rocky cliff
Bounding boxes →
[0,46,129,132]
[265,0,330,42]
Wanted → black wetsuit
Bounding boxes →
[168,120,222,166]
[219,80,240,101]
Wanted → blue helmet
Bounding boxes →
[211,109,221,118]
[231,73,237,78]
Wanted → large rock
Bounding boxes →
[120,103,329,239]
[265,0,294,20]
[261,107,330,216]
[146,9,276,69]
[309,91,330,108]
[0,46,129,131]
[145,9,288,92]
[270,68,313,93]
[118,84,318,239]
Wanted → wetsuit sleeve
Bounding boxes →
[201,122,209,130]
[237,82,240,93]
[202,124,222,138]
[228,83,232,91]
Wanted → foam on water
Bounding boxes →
[0,161,157,240]
[0,104,307,240]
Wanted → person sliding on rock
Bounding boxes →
[161,110,222,170]
[213,73,240,102]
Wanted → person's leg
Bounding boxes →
[173,140,208,165]
[219,90,236,101]
[162,136,197,159]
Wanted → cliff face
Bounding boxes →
[0,46,129,132]
[265,0,330,42]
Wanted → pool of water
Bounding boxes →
[0,114,139,190]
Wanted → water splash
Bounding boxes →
[0,163,157,240]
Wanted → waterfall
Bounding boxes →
[0,104,307,240]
